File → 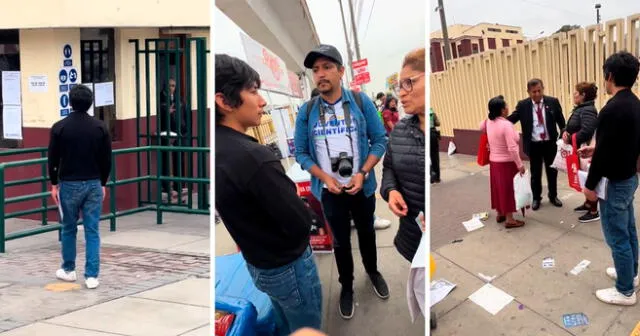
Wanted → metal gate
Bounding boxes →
[129,37,209,211]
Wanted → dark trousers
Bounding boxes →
[160,138,186,193]
[430,130,440,180]
[321,190,378,289]
[528,140,558,201]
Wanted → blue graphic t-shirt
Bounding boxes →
[313,99,361,186]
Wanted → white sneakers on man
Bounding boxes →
[350,217,392,230]
[595,267,639,306]
[85,277,100,289]
[56,269,77,282]
[55,269,99,289]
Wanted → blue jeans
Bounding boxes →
[600,175,639,296]
[246,246,323,336]
[59,180,103,278]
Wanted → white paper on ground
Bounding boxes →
[542,257,555,268]
[430,278,457,307]
[407,267,426,322]
[468,284,514,315]
[578,171,607,200]
[462,217,485,232]
[478,273,496,282]
[570,259,591,275]
[411,233,427,269]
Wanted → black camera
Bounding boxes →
[330,152,354,178]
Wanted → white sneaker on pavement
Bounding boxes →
[85,277,100,289]
[595,287,637,305]
[55,269,77,282]
[374,218,391,230]
[605,267,640,287]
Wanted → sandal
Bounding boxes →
[505,220,525,228]
[496,216,506,223]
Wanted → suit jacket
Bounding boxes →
[507,95,566,155]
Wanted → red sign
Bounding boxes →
[350,84,361,92]
[288,71,303,98]
[296,181,333,252]
[352,72,371,85]
[352,58,368,69]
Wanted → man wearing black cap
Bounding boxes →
[294,44,389,319]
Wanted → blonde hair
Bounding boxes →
[402,48,425,73]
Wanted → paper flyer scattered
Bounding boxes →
[478,273,496,282]
[463,217,485,232]
[468,284,514,315]
[542,257,555,268]
[562,313,589,328]
[431,279,457,307]
[473,212,489,221]
[569,260,591,275]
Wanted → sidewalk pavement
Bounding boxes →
[0,211,210,336]
[432,153,640,335]
[215,158,425,336]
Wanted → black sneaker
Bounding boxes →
[369,272,390,299]
[339,288,354,320]
[574,204,590,212]
[579,212,600,223]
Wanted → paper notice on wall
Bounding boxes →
[2,71,22,105]
[28,75,48,93]
[82,83,95,116]
[94,81,114,107]
[2,105,23,140]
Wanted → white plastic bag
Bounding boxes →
[513,171,533,210]
[551,139,572,172]
[448,141,457,156]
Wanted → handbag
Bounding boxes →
[477,131,490,166]
[566,133,582,192]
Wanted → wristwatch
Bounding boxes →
[357,169,368,178]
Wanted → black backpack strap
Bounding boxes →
[350,90,363,113]
[305,96,319,118]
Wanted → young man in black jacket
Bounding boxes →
[508,79,566,210]
[580,51,640,306]
[214,54,322,334]
[48,85,112,289]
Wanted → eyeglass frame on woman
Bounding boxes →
[394,73,425,94]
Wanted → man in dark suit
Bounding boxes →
[508,78,566,210]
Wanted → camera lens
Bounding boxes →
[338,158,353,177]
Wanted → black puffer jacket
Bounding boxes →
[565,100,598,146]
[380,115,425,262]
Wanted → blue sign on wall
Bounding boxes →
[60,94,69,108]
[69,69,78,83]
[63,59,73,67]
[59,84,69,92]
[59,69,68,83]
[63,44,72,58]
[60,109,70,117]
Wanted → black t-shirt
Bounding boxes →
[215,125,312,269]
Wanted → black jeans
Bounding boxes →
[321,190,378,289]
[430,130,441,180]
[528,140,558,200]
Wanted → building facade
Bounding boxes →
[430,23,524,72]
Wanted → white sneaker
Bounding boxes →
[85,278,100,289]
[595,287,637,305]
[605,267,640,287]
[374,218,392,230]
[56,269,77,282]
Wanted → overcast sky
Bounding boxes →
[430,0,640,39]
[307,0,425,94]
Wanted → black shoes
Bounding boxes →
[339,288,354,320]
[339,273,389,320]
[370,272,390,299]
[579,211,600,223]
[532,200,541,211]
[574,204,590,212]
[550,198,563,207]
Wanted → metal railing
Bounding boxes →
[0,145,210,252]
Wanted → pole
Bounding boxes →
[437,0,452,63]
[595,4,601,24]
[347,0,362,61]
[338,0,355,82]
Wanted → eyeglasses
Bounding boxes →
[394,73,425,94]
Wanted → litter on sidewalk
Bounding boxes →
[430,279,457,307]
[630,321,640,335]
[469,284,514,315]
[478,273,496,282]
[473,212,489,221]
[569,260,591,275]
[542,257,555,269]
[562,313,589,328]
[463,217,484,232]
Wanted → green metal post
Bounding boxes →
[174,45,184,206]
[109,156,116,232]
[196,39,208,209]
[41,151,48,226]
[185,39,194,209]
[144,39,152,205]
[0,167,5,253]
[156,147,163,224]
[130,39,142,207]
